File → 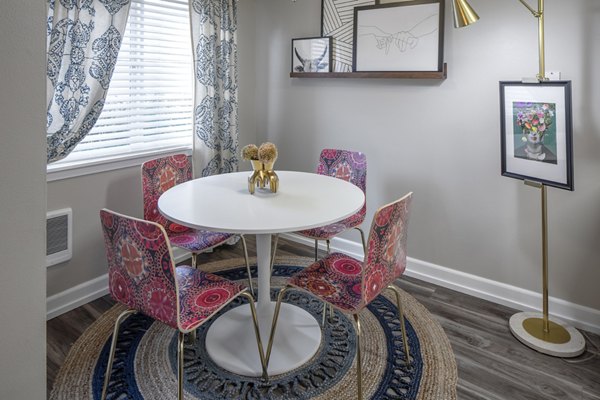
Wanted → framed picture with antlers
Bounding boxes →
[291,37,333,73]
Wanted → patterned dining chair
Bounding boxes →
[142,154,254,293]
[270,149,367,269]
[267,193,412,400]
[99,209,267,400]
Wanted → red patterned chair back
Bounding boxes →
[141,154,192,235]
[317,149,367,217]
[362,193,412,305]
[100,209,179,329]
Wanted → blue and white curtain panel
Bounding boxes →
[46,0,130,163]
[190,0,239,177]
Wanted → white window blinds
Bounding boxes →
[57,0,193,164]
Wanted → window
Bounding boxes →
[50,0,193,169]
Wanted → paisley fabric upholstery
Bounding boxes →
[141,154,233,253]
[100,209,245,333]
[289,253,363,312]
[297,149,367,239]
[289,193,412,313]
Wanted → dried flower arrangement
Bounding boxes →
[241,142,278,164]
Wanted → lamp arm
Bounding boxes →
[516,0,541,17]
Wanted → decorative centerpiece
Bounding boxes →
[242,142,279,194]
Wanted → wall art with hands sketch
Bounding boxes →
[353,0,444,72]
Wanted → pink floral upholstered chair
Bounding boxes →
[99,209,267,400]
[267,193,412,400]
[142,154,254,293]
[271,149,367,266]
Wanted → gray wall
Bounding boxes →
[0,0,47,397]
[46,0,259,297]
[254,0,600,310]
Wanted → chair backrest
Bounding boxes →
[362,193,412,305]
[141,154,192,235]
[100,209,179,329]
[318,149,367,219]
[317,149,367,193]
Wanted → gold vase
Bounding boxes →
[248,160,279,194]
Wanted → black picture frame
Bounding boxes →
[500,81,574,191]
[291,36,333,73]
[321,0,376,72]
[352,0,444,72]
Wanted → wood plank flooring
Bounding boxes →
[47,237,600,399]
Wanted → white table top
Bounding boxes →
[158,170,365,235]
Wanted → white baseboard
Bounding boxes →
[280,233,600,335]
[46,274,109,320]
[47,235,600,336]
[46,248,191,320]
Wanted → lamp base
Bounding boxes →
[509,312,585,357]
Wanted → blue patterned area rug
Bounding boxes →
[50,257,457,400]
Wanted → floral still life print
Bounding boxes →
[513,101,557,165]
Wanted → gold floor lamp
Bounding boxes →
[453,0,585,357]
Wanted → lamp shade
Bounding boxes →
[453,0,480,28]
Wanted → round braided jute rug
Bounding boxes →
[50,256,457,400]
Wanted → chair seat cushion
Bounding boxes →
[176,266,246,332]
[297,208,365,240]
[169,230,232,253]
[288,253,364,313]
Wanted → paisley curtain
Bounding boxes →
[46,0,131,163]
[190,0,239,177]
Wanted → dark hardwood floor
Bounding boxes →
[47,237,600,399]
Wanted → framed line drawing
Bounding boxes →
[352,0,444,72]
[291,37,332,73]
[500,81,574,191]
[321,0,376,72]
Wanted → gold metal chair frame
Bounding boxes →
[266,284,410,400]
[100,289,268,400]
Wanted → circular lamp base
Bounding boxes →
[509,312,585,358]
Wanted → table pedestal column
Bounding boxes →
[205,234,322,377]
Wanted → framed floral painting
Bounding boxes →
[500,81,574,191]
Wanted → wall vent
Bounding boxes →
[46,208,72,267]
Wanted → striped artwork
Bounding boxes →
[321,0,375,72]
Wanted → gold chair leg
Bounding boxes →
[266,286,290,367]
[354,227,366,258]
[240,234,254,295]
[101,309,137,400]
[239,290,269,380]
[314,239,319,261]
[387,284,411,365]
[353,314,363,400]
[270,234,279,274]
[191,253,197,269]
[187,328,197,343]
[177,331,185,400]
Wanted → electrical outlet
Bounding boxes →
[547,71,561,80]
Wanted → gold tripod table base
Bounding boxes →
[509,312,585,358]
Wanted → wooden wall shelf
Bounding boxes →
[290,63,447,80]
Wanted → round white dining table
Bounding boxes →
[158,170,365,376]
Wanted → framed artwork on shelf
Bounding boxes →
[500,81,574,191]
[352,0,444,72]
[321,0,376,72]
[291,37,332,73]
